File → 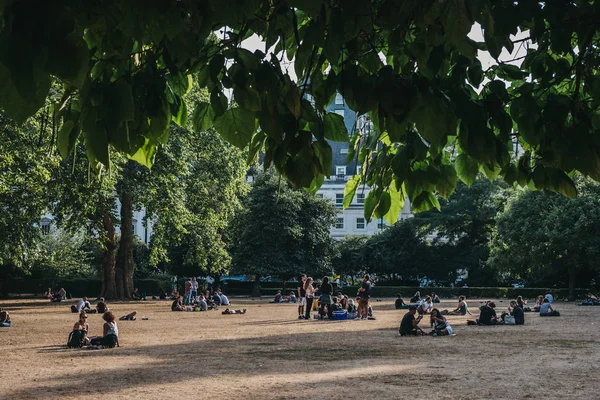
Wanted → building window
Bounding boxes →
[356,165,362,175]
[356,218,365,230]
[335,93,344,104]
[335,217,344,229]
[336,166,346,178]
[335,193,344,207]
[378,218,386,230]
[335,109,344,118]
[316,193,324,199]
[41,224,50,236]
[357,193,365,204]
[340,148,349,154]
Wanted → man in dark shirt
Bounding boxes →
[477,302,499,325]
[512,303,525,325]
[395,294,406,309]
[96,297,108,314]
[399,305,423,336]
[357,275,371,320]
[172,296,185,311]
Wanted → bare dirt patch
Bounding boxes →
[0,298,598,400]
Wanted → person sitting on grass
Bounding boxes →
[132,288,145,300]
[581,293,600,306]
[399,305,424,336]
[330,297,342,312]
[171,296,185,312]
[219,290,230,306]
[0,309,12,327]
[410,291,421,303]
[52,288,67,302]
[72,297,92,313]
[510,300,525,325]
[475,301,501,325]
[430,308,452,336]
[119,311,137,321]
[73,312,90,344]
[347,299,357,319]
[96,297,108,314]
[100,311,119,348]
[169,289,179,300]
[539,298,560,316]
[270,290,284,303]
[533,295,545,312]
[44,288,53,299]
[431,293,441,303]
[395,294,407,309]
[418,296,433,315]
[222,308,247,315]
[194,295,208,311]
[212,291,222,307]
[447,296,471,315]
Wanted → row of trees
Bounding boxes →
[1,86,249,298]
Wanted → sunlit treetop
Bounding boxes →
[1,0,600,220]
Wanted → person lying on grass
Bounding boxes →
[222,308,246,315]
[398,305,425,336]
[119,311,137,321]
[0,309,12,327]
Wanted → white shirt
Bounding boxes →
[192,281,199,291]
[420,300,432,311]
[220,294,230,305]
[545,294,554,303]
[76,300,91,312]
[105,321,118,336]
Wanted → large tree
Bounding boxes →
[489,177,600,297]
[2,1,600,222]
[230,170,337,293]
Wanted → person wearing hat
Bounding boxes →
[398,305,424,336]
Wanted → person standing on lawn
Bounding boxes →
[297,274,307,319]
[356,275,371,320]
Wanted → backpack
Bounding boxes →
[67,330,86,348]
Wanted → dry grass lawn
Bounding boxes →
[0,297,599,400]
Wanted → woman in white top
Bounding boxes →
[101,311,119,348]
[303,277,316,320]
[430,308,452,336]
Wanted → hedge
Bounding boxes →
[0,277,173,298]
[335,286,591,300]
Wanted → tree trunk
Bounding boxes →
[100,212,118,299]
[117,187,135,298]
[252,275,261,297]
[568,266,576,300]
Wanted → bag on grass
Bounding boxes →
[504,315,516,325]
[67,330,86,348]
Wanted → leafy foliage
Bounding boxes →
[489,177,600,295]
[229,170,337,280]
[2,1,600,222]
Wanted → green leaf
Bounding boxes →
[173,98,188,127]
[211,89,228,117]
[411,191,441,212]
[214,107,256,149]
[441,0,472,46]
[324,9,344,66]
[308,174,325,195]
[192,102,215,132]
[455,153,479,186]
[364,189,379,221]
[313,140,332,176]
[128,137,157,168]
[343,175,361,209]
[467,60,484,87]
[384,182,405,225]
[374,191,391,219]
[168,72,193,96]
[81,106,110,166]
[57,120,77,159]
[234,86,262,112]
[498,64,526,81]
[323,112,349,142]
[549,170,577,198]
[437,164,458,198]
[412,94,456,147]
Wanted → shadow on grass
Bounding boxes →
[1,327,428,399]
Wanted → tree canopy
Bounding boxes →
[2,1,600,221]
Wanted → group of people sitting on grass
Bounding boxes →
[171,289,232,312]
[68,310,120,349]
[399,305,454,336]
[69,296,110,314]
[45,287,68,302]
[296,275,375,321]
[581,293,600,306]
[270,290,297,303]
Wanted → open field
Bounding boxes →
[0,297,599,400]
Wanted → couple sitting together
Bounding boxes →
[68,311,119,349]
[398,305,453,337]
